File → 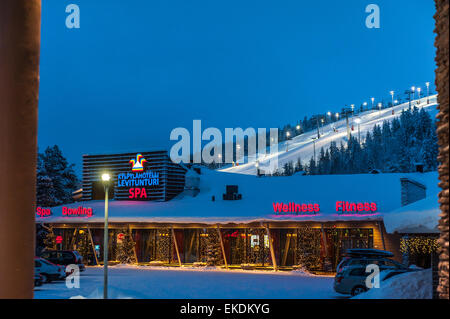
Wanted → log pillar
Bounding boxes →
[0,0,41,299]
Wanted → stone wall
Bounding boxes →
[434,0,449,300]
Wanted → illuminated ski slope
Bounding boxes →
[220,95,438,175]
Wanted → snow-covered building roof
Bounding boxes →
[37,169,440,231]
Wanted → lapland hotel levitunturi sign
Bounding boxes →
[82,150,186,201]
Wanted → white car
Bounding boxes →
[35,257,66,283]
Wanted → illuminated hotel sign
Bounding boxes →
[117,172,160,187]
[117,154,160,199]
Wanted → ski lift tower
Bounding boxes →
[341,107,353,140]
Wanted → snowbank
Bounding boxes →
[354,269,432,299]
[384,196,440,233]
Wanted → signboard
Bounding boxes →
[36,207,52,218]
[117,154,160,199]
[62,206,93,218]
[55,235,63,244]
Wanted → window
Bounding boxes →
[349,268,366,276]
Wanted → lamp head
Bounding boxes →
[101,173,111,183]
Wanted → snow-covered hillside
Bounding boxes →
[220,95,438,175]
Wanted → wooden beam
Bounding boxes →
[265,225,278,271]
[321,224,328,256]
[128,225,138,264]
[281,234,291,266]
[378,222,386,250]
[70,228,78,250]
[0,0,41,299]
[87,228,99,266]
[171,228,182,267]
[216,225,228,269]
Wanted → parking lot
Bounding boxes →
[34,265,339,299]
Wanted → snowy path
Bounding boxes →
[33,265,340,299]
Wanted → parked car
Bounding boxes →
[40,250,85,273]
[34,273,43,287]
[333,248,411,296]
[35,257,66,283]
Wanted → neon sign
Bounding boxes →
[62,206,93,218]
[335,201,377,214]
[36,207,52,218]
[116,154,160,199]
[117,172,159,187]
[129,154,147,172]
[272,202,320,215]
[55,235,63,244]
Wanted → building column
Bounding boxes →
[0,0,41,299]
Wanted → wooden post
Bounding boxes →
[321,224,328,254]
[216,225,228,269]
[70,228,78,250]
[281,234,291,266]
[0,0,41,298]
[171,228,182,267]
[378,221,386,250]
[129,226,138,264]
[87,228,100,266]
[265,225,278,271]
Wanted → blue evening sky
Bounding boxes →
[38,0,436,174]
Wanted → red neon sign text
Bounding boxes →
[36,207,52,218]
[62,206,93,218]
[335,201,377,213]
[128,187,147,199]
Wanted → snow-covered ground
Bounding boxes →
[34,265,339,299]
[220,96,438,175]
[354,269,432,299]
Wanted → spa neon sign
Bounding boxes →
[36,207,52,218]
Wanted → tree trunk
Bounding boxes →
[434,0,449,300]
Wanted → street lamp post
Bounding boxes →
[390,91,394,108]
[286,131,290,152]
[411,86,416,101]
[425,82,430,104]
[101,173,111,299]
[417,87,421,105]
[371,97,375,110]
[378,102,382,116]
[320,118,324,135]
